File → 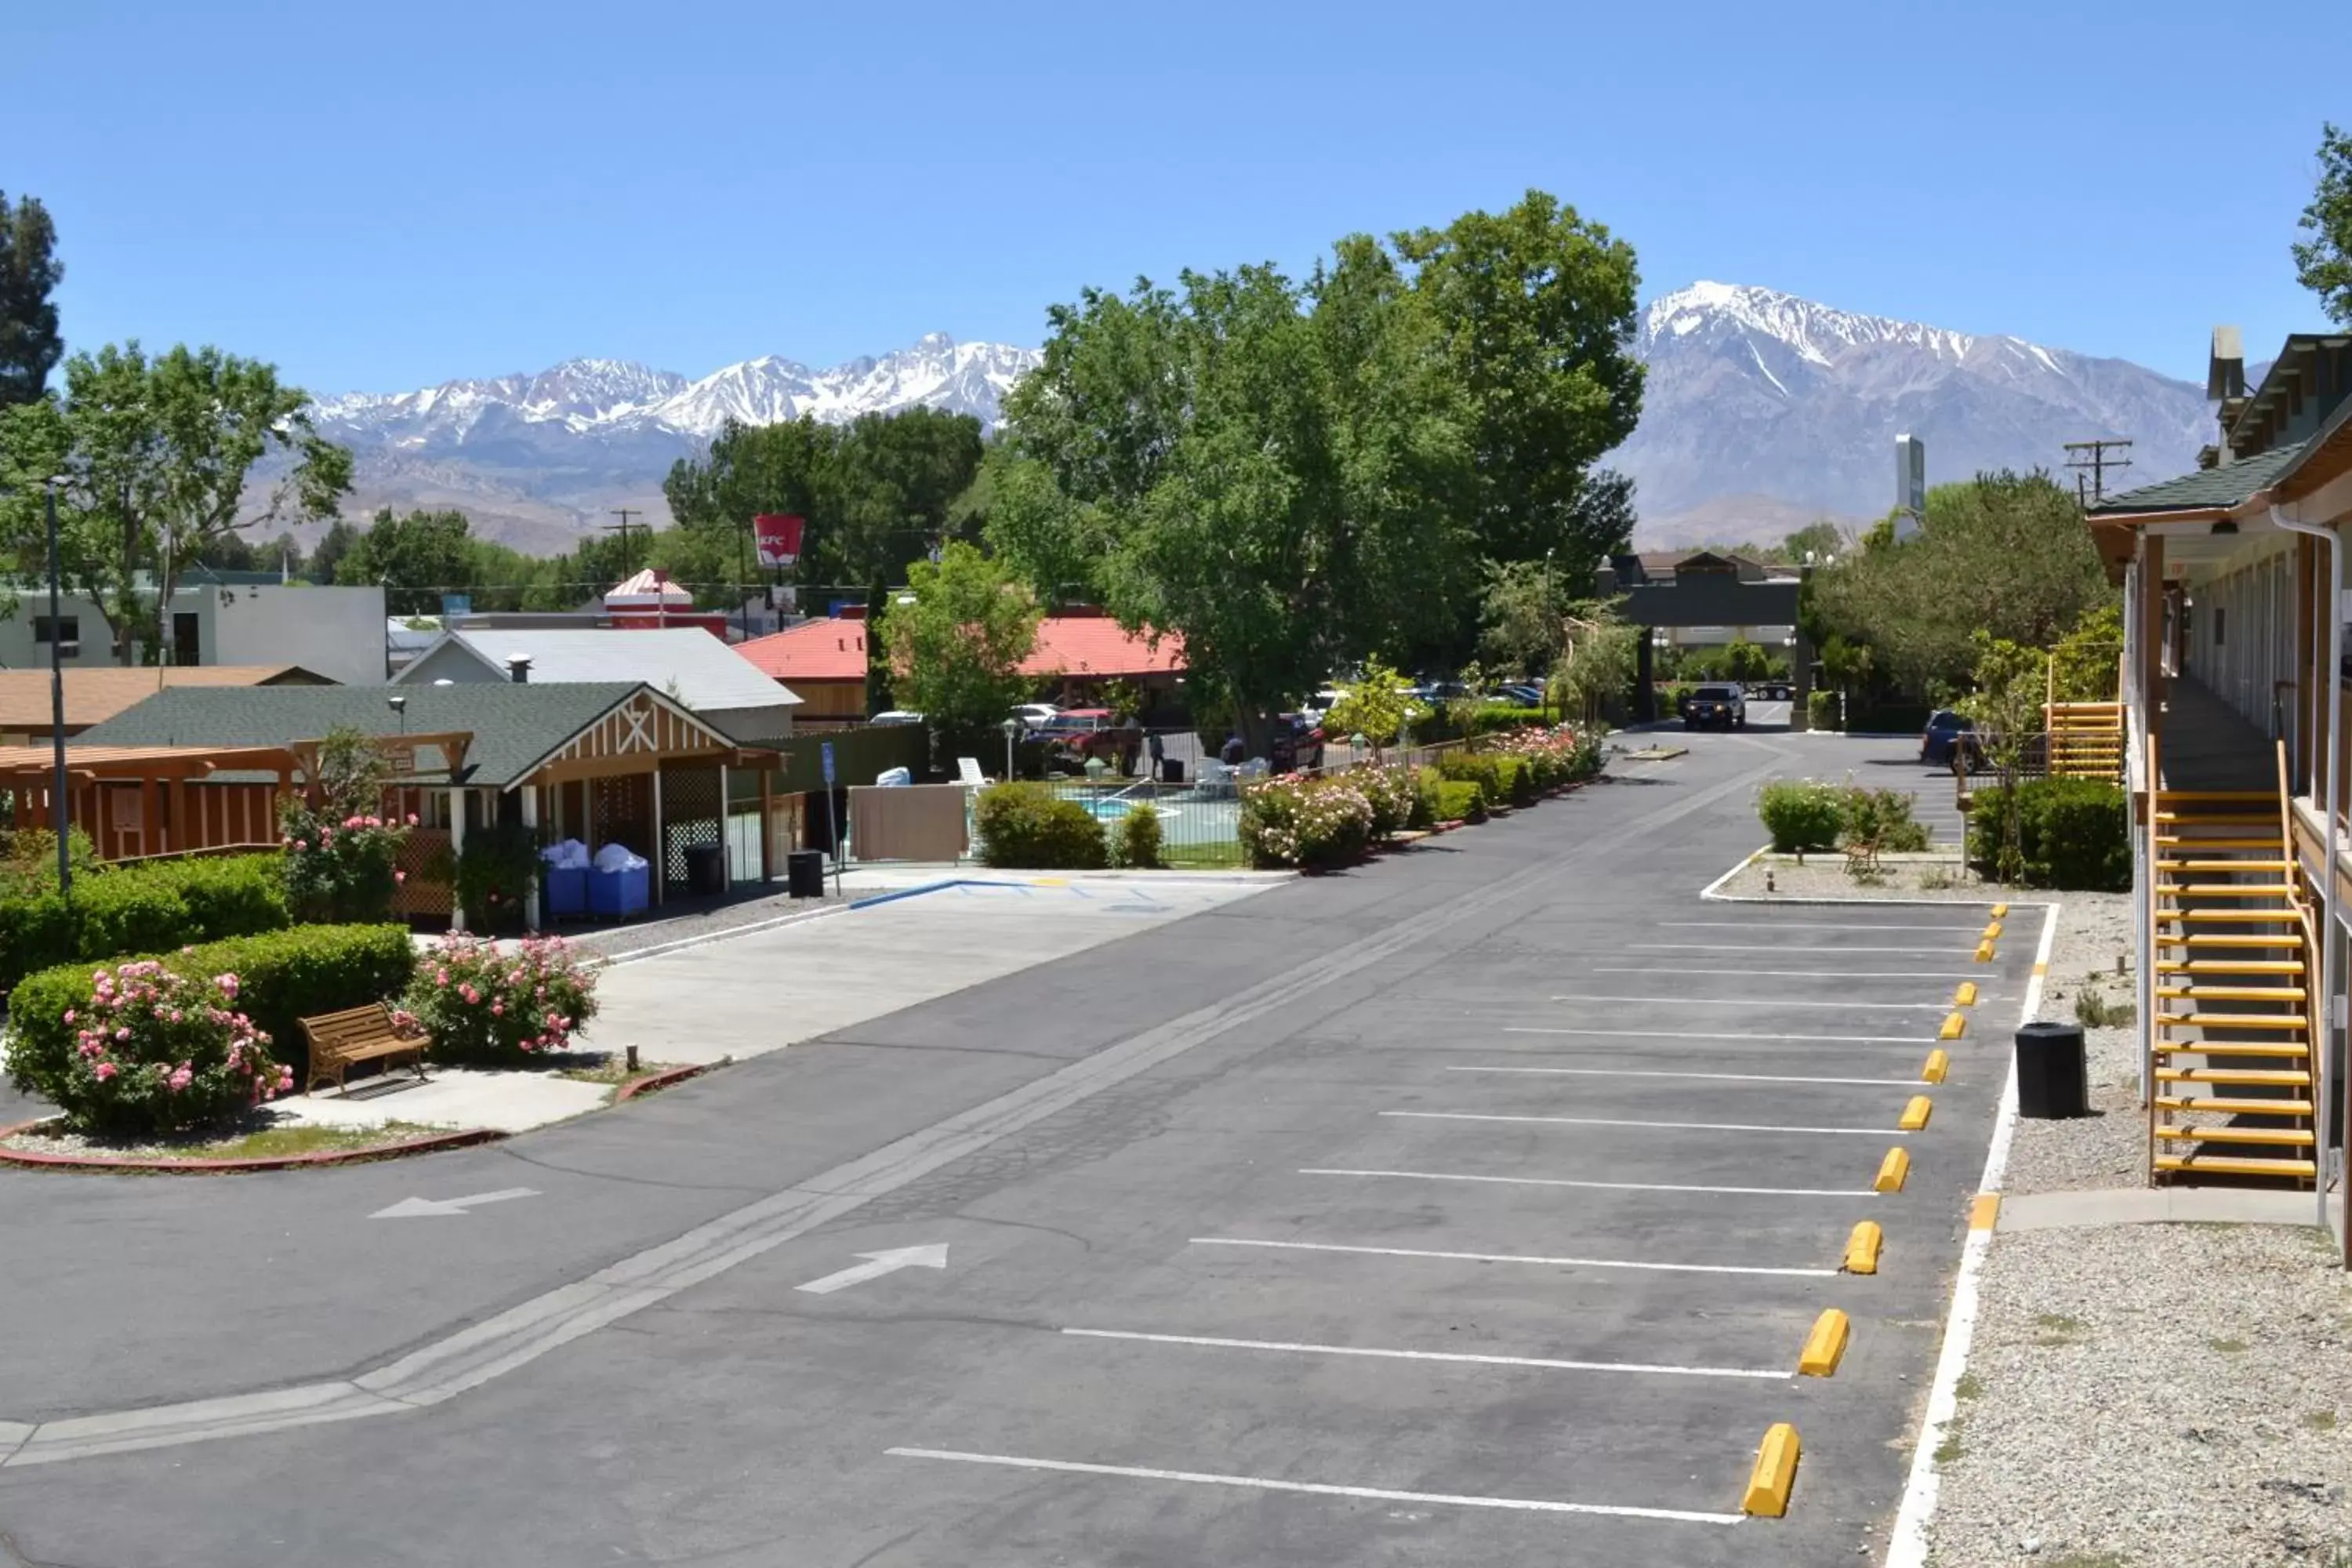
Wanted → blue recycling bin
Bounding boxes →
[588,862,649,919]
[544,866,588,920]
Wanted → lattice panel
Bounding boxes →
[591,774,653,858]
[658,764,724,884]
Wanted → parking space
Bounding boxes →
[558,884,2037,1563]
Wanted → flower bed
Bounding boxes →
[1238,771,1377,869]
[29,960,291,1137]
[401,934,601,1066]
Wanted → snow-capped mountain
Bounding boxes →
[301,296,2215,553]
[1617,281,2210,539]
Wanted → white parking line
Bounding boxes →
[1593,967,1985,981]
[1301,1167,1878,1198]
[1551,993,1953,1011]
[1629,944,1976,956]
[1506,1026,1934,1045]
[1193,1236,1840,1278]
[1385,1109,1900,1137]
[1660,920,1993,933]
[884,1449,1750,1525]
[1060,1329,1790,1381]
[1447,1065,1929,1087]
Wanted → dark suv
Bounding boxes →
[1682,683,1747,731]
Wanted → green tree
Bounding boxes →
[1959,633,2048,883]
[1772,520,1846,565]
[1805,470,2109,692]
[0,343,351,663]
[1324,657,1430,748]
[307,517,359,585]
[336,507,475,615]
[1479,557,1570,677]
[1554,603,1639,728]
[877,541,1041,742]
[2293,122,2352,326]
[0,191,64,407]
[1392,189,1645,579]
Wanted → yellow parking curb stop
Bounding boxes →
[1975,939,1995,963]
[1874,1146,1911,1192]
[1844,1219,1883,1274]
[1989,902,2008,917]
[1798,1310,1850,1377]
[1920,1049,1949,1084]
[1982,920,2004,940]
[1743,1423,1801,1516]
[1953,981,1978,1007]
[1900,1094,1933,1131]
[1937,1011,1965,1040]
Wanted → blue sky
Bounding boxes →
[15,0,2348,394]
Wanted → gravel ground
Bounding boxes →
[1925,891,2352,1567]
[1715,850,2007,902]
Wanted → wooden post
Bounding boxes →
[139,777,158,859]
[2142,534,2167,761]
[166,777,188,854]
[448,786,468,933]
[759,768,774,882]
[520,783,541,931]
[717,762,731,888]
[649,766,664,907]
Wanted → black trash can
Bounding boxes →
[2014,1021,2089,1119]
[1160,757,1185,785]
[786,848,826,899]
[682,842,725,896]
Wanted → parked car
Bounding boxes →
[1682,683,1747,731]
[1011,702,1059,729]
[1272,713,1328,771]
[1496,683,1547,709]
[870,710,924,727]
[1034,708,1145,772]
[1749,682,1794,702]
[1921,710,1981,768]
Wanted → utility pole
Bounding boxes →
[605,508,644,562]
[45,478,71,895]
[2063,439,2133,506]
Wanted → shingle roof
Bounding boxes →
[0,666,327,733]
[74,682,681,787]
[735,614,1185,684]
[2085,437,2313,517]
[397,628,800,711]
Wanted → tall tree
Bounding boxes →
[307,517,359,585]
[2294,122,2352,327]
[0,191,64,407]
[0,343,350,663]
[1392,189,1645,578]
[877,541,1040,742]
[336,507,476,615]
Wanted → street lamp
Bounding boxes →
[387,694,408,734]
[44,477,71,895]
[1000,717,1020,782]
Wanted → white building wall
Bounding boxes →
[205,584,387,685]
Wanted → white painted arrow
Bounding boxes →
[794,1243,949,1296]
[370,1187,541,1219]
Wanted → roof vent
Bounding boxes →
[506,654,532,684]
[2208,326,2245,401]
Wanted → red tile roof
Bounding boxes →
[732,613,1184,684]
[733,619,870,683]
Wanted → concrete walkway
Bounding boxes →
[274,1069,612,1134]
[1996,1185,2333,1232]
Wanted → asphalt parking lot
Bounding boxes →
[0,731,2038,1566]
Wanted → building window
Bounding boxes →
[172,612,200,667]
[2213,607,2227,648]
[31,615,78,648]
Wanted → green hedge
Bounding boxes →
[1434,780,1489,823]
[1967,779,2128,890]
[1436,751,1536,809]
[6,923,418,1096]
[0,852,291,1000]
[974,782,1109,869]
[1758,780,1843,852]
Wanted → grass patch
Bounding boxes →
[2208,1337,2251,1354]
[1933,1417,1966,1465]
[180,1120,445,1160]
[2045,1555,2129,1568]
[2303,1410,2339,1432]
[554,1054,681,1094]
[1954,1371,1986,1401]
[1158,840,1248,870]
[1915,869,1965,891]
[2034,1312,2089,1345]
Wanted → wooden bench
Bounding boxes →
[300,1004,427,1096]
[1842,833,1883,878]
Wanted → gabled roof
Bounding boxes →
[604,568,693,606]
[2083,437,2313,517]
[735,619,870,683]
[394,627,800,710]
[0,666,330,733]
[76,682,707,787]
[1022,615,1185,678]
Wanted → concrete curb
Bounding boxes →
[612,1060,724,1104]
[1700,839,2049,909]
[0,1120,506,1175]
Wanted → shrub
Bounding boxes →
[1112,803,1163,869]
[27,960,291,1136]
[1435,780,1488,823]
[975,782,1109,869]
[279,728,411,923]
[1239,774,1375,868]
[1839,786,1932,852]
[0,851,292,999]
[1806,690,1842,731]
[401,935,599,1065]
[1352,766,1421,838]
[1758,780,1843,852]
[455,822,541,933]
[1969,779,2127,890]
[6,924,415,1102]
[1410,767,1445,829]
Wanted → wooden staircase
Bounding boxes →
[2046,700,2125,781]
[2147,746,2319,1186]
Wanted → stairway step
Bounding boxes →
[2154,985,2307,1001]
[2154,1096,2316,1116]
[2154,884,2298,898]
[2154,790,2278,801]
[2155,1152,2318,1178]
[2157,1066,2314,1087]
[2151,1040,2311,1057]
[2154,837,2285,849]
[2155,859,2293,873]
[2154,1123,2315,1146]
[2156,960,2305,974]
[2154,812,2279,824]
[2154,1013,2308,1032]
[2154,911,2301,925]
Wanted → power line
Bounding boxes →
[2063,439,2132,505]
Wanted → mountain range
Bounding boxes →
[300,288,2215,554]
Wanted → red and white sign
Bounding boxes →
[753,514,806,568]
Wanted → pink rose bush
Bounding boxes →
[45,960,292,1134]
[1239,772,1378,869]
[279,805,410,923]
[1486,723,1595,789]
[399,935,600,1065]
